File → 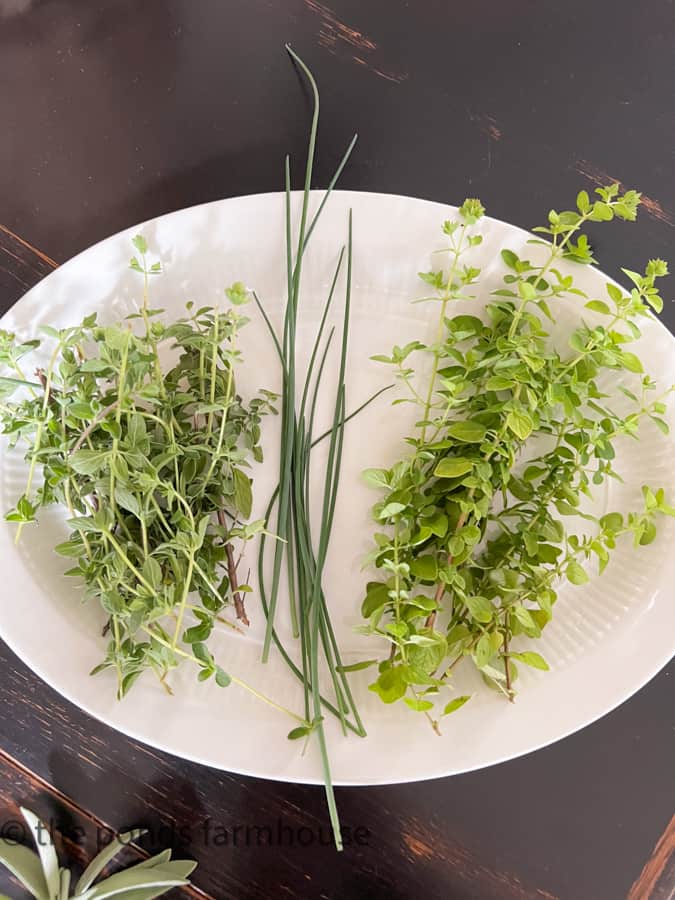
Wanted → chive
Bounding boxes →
[256,48,366,850]
[298,250,344,420]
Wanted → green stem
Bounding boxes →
[171,552,195,649]
[420,225,467,443]
[143,627,307,724]
[16,340,61,542]
[108,335,130,538]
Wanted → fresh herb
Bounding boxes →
[361,187,674,730]
[256,46,368,852]
[0,806,196,899]
[0,244,307,725]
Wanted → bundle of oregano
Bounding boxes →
[361,187,675,731]
[0,242,302,718]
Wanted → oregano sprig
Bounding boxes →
[361,186,674,730]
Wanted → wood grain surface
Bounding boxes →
[0,751,208,900]
[0,2,673,898]
[629,815,675,900]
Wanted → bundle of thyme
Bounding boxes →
[0,241,296,715]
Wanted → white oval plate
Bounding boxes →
[1,191,674,785]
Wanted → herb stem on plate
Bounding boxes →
[141,626,306,723]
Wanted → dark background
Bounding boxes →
[0,1,674,898]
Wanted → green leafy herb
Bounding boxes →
[0,239,311,728]
[361,187,674,729]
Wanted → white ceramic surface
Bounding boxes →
[1,190,673,785]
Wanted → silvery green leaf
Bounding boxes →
[60,867,71,900]
[76,866,189,899]
[0,839,49,900]
[108,855,197,881]
[20,809,60,900]
[75,829,147,894]
[96,889,177,900]
[76,857,196,900]
[128,850,171,870]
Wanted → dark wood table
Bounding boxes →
[1,2,674,898]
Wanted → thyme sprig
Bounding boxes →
[0,244,306,726]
